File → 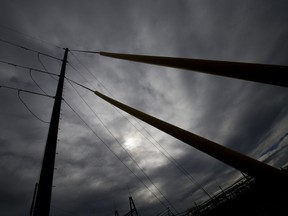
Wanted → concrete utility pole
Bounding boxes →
[33,48,68,216]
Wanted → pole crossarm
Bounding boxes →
[93,90,288,184]
[97,51,288,88]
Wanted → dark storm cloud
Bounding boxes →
[1,1,288,216]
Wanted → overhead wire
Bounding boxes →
[68,50,114,96]
[0,84,53,123]
[156,208,173,216]
[65,78,212,199]
[66,79,179,213]
[0,38,62,61]
[72,49,288,88]
[173,210,189,216]
[0,84,54,98]
[66,61,97,94]
[67,51,212,202]
[69,49,100,54]
[0,39,207,211]
[17,90,50,124]
[37,53,59,81]
[65,77,94,92]
[124,117,212,199]
[65,54,211,197]
[0,24,63,50]
[62,98,169,210]
[0,59,59,77]
[29,69,49,96]
[133,120,213,199]
[1,58,58,96]
[69,49,212,198]
[0,58,58,98]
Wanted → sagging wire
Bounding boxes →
[69,49,100,54]
[69,50,213,201]
[17,90,50,124]
[0,84,54,98]
[0,59,58,77]
[65,77,94,93]
[0,24,63,50]
[0,38,62,61]
[68,50,115,97]
[66,61,95,90]
[65,78,212,199]
[29,69,49,96]
[62,98,169,210]
[70,52,211,198]
[66,79,178,213]
[133,119,213,199]
[0,85,53,124]
[37,53,58,81]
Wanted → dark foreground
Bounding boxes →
[186,171,288,216]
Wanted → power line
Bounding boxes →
[72,50,288,88]
[0,24,63,50]
[70,49,100,54]
[37,53,59,81]
[66,61,96,90]
[68,50,114,96]
[64,78,211,199]
[65,77,94,92]
[67,53,112,98]
[133,119,213,199]
[1,84,53,124]
[65,54,211,205]
[0,38,62,61]
[33,48,68,216]
[0,59,58,76]
[0,84,54,98]
[62,99,169,210]
[66,79,179,213]
[29,69,50,96]
[17,90,50,124]
[66,77,210,208]
[93,89,288,183]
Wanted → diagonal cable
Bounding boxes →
[17,90,50,124]
[0,38,62,61]
[0,59,58,76]
[65,78,212,199]
[0,84,54,98]
[29,69,49,96]
[66,79,178,213]
[37,53,58,81]
[63,99,169,210]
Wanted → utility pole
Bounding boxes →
[33,48,68,216]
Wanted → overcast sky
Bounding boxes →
[1,1,288,215]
